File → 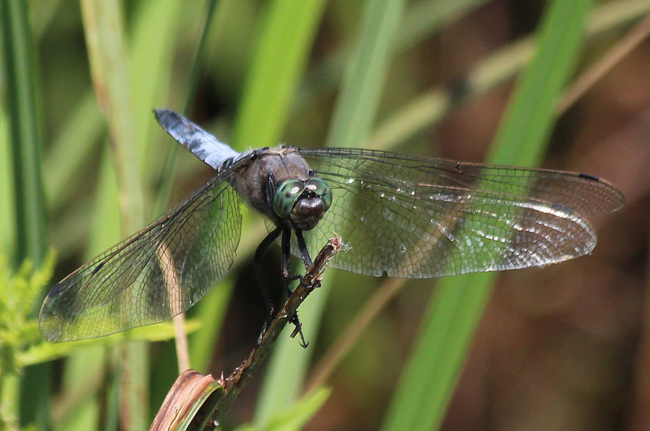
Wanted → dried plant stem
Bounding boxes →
[202,237,341,429]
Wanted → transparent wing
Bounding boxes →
[294,148,624,278]
[39,173,242,342]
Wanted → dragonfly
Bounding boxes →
[39,109,624,342]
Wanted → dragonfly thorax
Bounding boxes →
[228,146,332,231]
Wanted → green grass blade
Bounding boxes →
[55,346,106,431]
[29,0,64,40]
[0,0,46,268]
[381,0,596,430]
[325,0,405,150]
[488,0,594,165]
[232,0,328,150]
[181,0,220,114]
[237,387,330,431]
[0,111,15,257]
[129,0,183,178]
[1,0,49,427]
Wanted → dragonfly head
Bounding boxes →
[273,178,332,231]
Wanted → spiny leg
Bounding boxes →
[281,229,308,348]
[254,227,282,343]
[291,229,316,348]
[296,230,320,289]
[295,230,312,269]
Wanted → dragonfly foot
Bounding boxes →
[290,312,309,348]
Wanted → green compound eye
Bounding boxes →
[273,180,305,219]
[306,178,332,211]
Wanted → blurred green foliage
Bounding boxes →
[0,253,53,430]
[0,0,646,429]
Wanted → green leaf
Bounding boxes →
[265,388,331,431]
[235,387,331,431]
[325,0,406,150]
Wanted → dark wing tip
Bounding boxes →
[581,173,626,213]
[578,172,600,182]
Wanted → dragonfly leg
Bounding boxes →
[296,229,321,289]
[254,227,282,343]
[281,228,294,294]
[280,230,306,293]
[281,229,308,348]
[295,230,312,269]
[290,312,309,348]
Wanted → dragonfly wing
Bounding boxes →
[40,173,242,342]
[295,148,624,279]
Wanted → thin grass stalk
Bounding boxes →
[79,0,148,429]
